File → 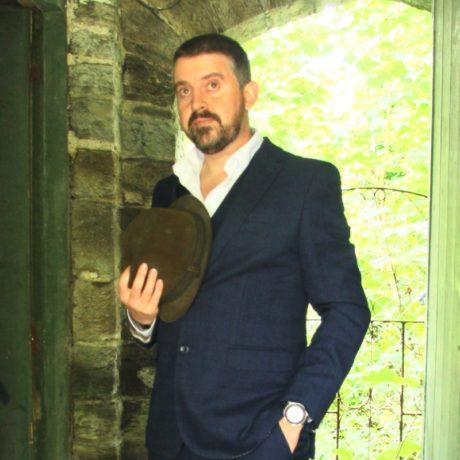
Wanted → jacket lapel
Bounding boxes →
[207,138,285,268]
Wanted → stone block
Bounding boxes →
[72,279,117,342]
[71,149,116,200]
[207,0,262,31]
[122,52,174,106]
[227,1,316,42]
[69,97,114,142]
[73,0,116,29]
[120,440,149,460]
[121,101,175,160]
[73,444,118,460]
[121,0,181,60]
[69,28,115,60]
[120,343,156,397]
[73,400,118,443]
[142,0,218,38]
[71,344,117,399]
[269,0,296,8]
[121,398,150,439]
[120,158,173,206]
[121,399,150,459]
[69,63,114,98]
[71,199,116,278]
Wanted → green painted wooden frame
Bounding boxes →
[0,7,35,458]
[27,0,69,458]
[424,0,460,458]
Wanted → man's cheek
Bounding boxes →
[178,114,189,131]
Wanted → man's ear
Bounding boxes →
[243,81,259,110]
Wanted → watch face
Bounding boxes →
[286,404,305,424]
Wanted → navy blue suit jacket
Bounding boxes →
[144,138,370,459]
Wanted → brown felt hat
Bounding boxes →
[121,195,212,322]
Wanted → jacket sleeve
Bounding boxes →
[281,161,371,429]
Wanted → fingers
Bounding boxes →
[117,262,163,325]
[118,265,132,304]
[131,262,149,297]
[139,267,163,313]
[149,278,163,309]
[141,268,159,300]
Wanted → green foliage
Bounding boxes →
[363,369,419,388]
[244,0,432,458]
[334,448,355,459]
[376,439,422,459]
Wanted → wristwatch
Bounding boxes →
[282,401,311,426]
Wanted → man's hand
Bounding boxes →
[118,262,163,325]
[278,417,303,454]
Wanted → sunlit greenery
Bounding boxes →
[243,0,432,458]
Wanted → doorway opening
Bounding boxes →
[240,1,432,458]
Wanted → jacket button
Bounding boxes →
[179,345,190,354]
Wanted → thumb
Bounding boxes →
[118,265,131,297]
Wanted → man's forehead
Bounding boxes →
[173,52,235,82]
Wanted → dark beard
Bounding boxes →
[186,106,245,155]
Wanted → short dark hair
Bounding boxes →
[173,33,251,86]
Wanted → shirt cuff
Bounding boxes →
[126,310,156,340]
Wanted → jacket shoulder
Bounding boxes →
[265,139,340,179]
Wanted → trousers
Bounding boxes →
[149,423,312,460]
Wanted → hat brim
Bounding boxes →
[121,195,212,323]
[160,195,212,322]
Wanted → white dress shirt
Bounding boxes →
[127,131,264,342]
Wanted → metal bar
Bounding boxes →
[336,392,341,460]
[305,317,425,457]
[399,322,406,459]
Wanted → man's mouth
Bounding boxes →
[188,111,221,129]
[192,117,215,126]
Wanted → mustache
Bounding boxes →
[188,110,221,128]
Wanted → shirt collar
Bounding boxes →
[172,130,263,186]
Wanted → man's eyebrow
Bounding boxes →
[201,72,225,80]
[174,72,225,89]
[174,80,187,89]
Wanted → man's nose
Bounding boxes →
[190,88,207,111]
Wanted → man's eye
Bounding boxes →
[208,81,219,90]
[177,87,190,97]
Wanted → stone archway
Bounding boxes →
[119,0,430,171]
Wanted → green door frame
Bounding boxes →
[0,0,69,458]
[423,0,460,458]
[0,7,34,459]
[29,1,69,458]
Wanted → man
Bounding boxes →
[118,34,370,460]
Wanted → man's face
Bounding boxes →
[173,53,248,155]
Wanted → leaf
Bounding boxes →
[399,440,422,456]
[363,369,419,387]
[385,170,406,180]
[333,447,354,459]
[376,440,422,459]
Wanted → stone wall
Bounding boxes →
[67,0,430,458]
[68,0,123,457]
[67,0,175,457]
